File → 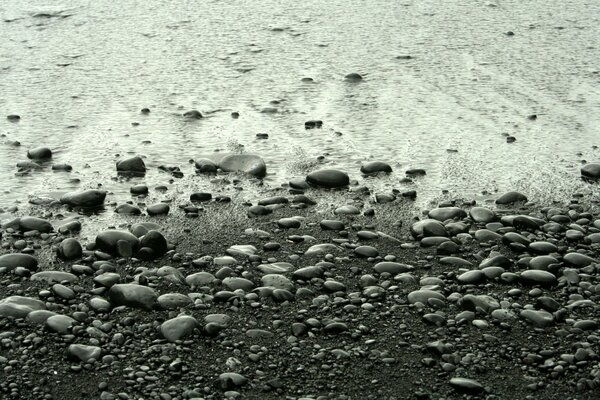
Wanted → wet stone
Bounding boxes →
[306,169,350,188]
[67,344,102,362]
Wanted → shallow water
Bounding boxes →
[1,0,599,208]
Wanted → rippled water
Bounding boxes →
[1,0,599,208]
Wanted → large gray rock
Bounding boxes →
[60,189,107,208]
[27,147,52,160]
[0,296,46,318]
[495,191,528,204]
[218,154,267,178]
[161,315,198,342]
[108,284,157,310]
[0,254,38,271]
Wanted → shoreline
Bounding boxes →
[1,171,600,399]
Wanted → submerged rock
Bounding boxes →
[95,230,140,255]
[360,161,392,175]
[218,154,266,178]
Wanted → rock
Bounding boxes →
[293,266,324,280]
[52,163,72,171]
[408,290,445,305]
[7,114,20,121]
[360,161,392,175]
[161,315,198,342]
[195,158,218,173]
[27,147,52,160]
[19,216,52,233]
[320,220,345,231]
[147,203,169,216]
[459,294,499,314]
[116,156,146,174]
[130,184,148,195]
[261,274,294,291]
[428,207,467,221]
[31,271,77,283]
[334,205,361,215]
[457,270,486,284]
[108,284,157,310]
[277,217,301,229]
[305,120,323,129]
[581,163,600,180]
[67,344,101,362]
[57,238,82,260]
[495,191,528,204]
[354,245,378,258]
[373,262,411,274]
[405,168,426,176]
[95,230,140,255]
[190,192,212,202]
[130,222,161,237]
[306,169,350,188]
[218,154,266,178]
[520,270,557,286]
[60,189,107,208]
[449,377,484,394]
[226,245,257,258]
[222,277,254,291]
[139,230,168,258]
[304,243,342,257]
[0,296,46,318]
[93,272,120,288]
[216,373,248,390]
[115,204,142,215]
[344,73,363,82]
[186,272,216,287]
[410,219,447,238]
[258,196,289,206]
[563,252,597,267]
[45,315,76,333]
[183,110,202,119]
[0,254,38,271]
[520,309,554,328]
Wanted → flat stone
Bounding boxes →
[449,377,484,394]
[360,161,392,175]
[218,154,266,178]
[31,271,77,283]
[0,296,46,318]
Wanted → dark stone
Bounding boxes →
[60,189,107,208]
[305,120,323,129]
[344,73,363,82]
[361,161,392,175]
[139,230,168,258]
[19,216,52,233]
[115,204,142,215]
[116,156,146,174]
[190,192,212,202]
[57,238,82,260]
[95,230,140,255]
[147,203,169,216]
[581,163,600,180]
[183,110,202,119]
[306,169,349,188]
[0,254,38,271]
[27,147,52,160]
[495,191,528,204]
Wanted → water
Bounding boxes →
[1,0,599,209]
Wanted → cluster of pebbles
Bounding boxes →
[1,149,600,399]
